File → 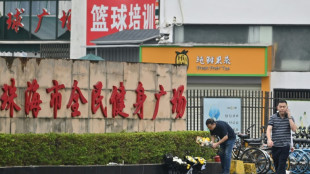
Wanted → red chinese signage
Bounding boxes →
[110,82,129,118]
[152,85,166,120]
[59,9,71,31]
[5,7,71,33]
[46,80,65,119]
[86,0,156,45]
[1,79,186,119]
[25,79,42,118]
[34,8,50,33]
[6,8,25,33]
[133,82,146,119]
[0,78,21,117]
[67,80,88,117]
[91,81,107,117]
[170,85,186,119]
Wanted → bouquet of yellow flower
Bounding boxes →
[196,136,212,147]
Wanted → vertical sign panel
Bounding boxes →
[203,98,241,133]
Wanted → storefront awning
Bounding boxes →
[78,54,105,61]
[91,29,159,45]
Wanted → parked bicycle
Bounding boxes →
[256,125,291,174]
[233,124,292,174]
[289,126,310,174]
[232,124,270,174]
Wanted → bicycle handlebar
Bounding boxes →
[246,124,255,133]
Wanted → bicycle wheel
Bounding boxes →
[232,147,245,160]
[260,150,273,174]
[289,152,299,174]
[294,149,309,173]
[232,139,243,159]
[241,148,270,174]
[289,149,309,174]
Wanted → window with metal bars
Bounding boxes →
[273,88,310,113]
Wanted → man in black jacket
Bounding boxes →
[206,118,236,174]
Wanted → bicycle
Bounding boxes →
[257,126,291,174]
[289,127,310,174]
[235,125,291,174]
[232,124,260,160]
[232,124,270,174]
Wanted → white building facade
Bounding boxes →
[157,0,310,92]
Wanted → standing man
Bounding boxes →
[206,118,236,174]
[266,99,297,174]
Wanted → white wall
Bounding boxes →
[160,0,310,36]
[160,0,310,43]
[70,0,87,59]
[161,0,310,26]
[270,72,310,90]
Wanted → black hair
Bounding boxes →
[206,118,216,126]
[277,99,287,105]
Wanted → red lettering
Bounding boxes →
[170,85,186,119]
[152,85,167,120]
[59,9,71,31]
[0,78,21,117]
[34,8,50,33]
[133,82,146,119]
[6,13,13,30]
[109,82,128,118]
[25,79,42,118]
[46,80,65,119]
[67,80,88,117]
[91,81,107,117]
[6,8,25,33]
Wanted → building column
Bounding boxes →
[70,0,87,59]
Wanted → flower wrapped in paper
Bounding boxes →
[196,136,212,147]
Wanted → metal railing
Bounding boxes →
[187,88,310,138]
[40,44,70,59]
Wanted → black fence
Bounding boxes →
[186,89,310,139]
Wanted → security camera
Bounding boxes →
[165,23,171,27]
[160,33,170,40]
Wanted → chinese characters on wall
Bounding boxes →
[0,78,186,120]
[0,78,21,117]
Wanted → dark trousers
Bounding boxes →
[218,139,235,174]
[271,145,290,174]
